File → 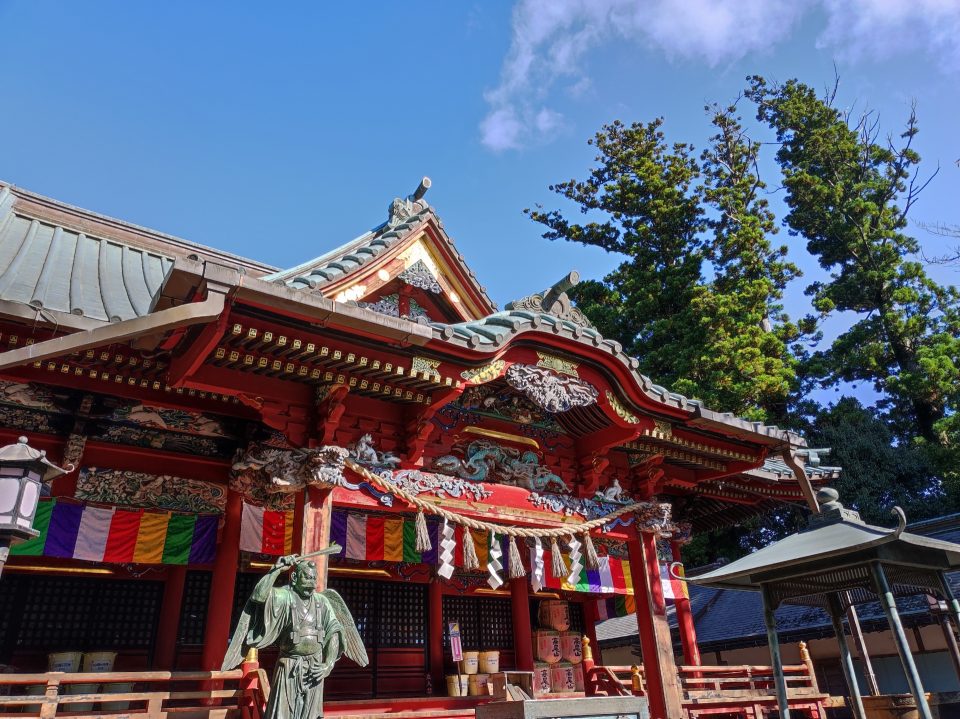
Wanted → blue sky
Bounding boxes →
[1,0,957,327]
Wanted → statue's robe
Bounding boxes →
[234,579,343,719]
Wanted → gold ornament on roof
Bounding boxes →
[535,352,579,378]
[653,420,673,438]
[411,356,441,378]
[605,390,640,424]
[460,359,506,385]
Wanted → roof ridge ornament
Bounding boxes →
[808,487,864,528]
[387,177,431,228]
[505,271,595,329]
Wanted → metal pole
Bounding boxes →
[845,598,880,695]
[827,594,866,719]
[936,571,960,682]
[782,451,879,695]
[761,584,791,719]
[870,563,933,719]
[0,536,9,579]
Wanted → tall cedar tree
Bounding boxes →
[746,77,960,454]
[526,119,706,395]
[526,111,799,420]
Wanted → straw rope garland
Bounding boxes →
[344,459,660,541]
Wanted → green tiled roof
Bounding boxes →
[429,309,803,444]
[0,189,174,322]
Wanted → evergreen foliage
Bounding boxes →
[529,76,960,562]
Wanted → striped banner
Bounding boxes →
[240,503,295,556]
[533,548,634,596]
[660,562,689,600]
[594,595,639,620]
[10,499,218,565]
[329,510,634,595]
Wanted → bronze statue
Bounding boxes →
[223,546,367,719]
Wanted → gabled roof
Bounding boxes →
[263,179,497,320]
[0,181,275,328]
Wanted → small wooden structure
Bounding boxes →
[689,487,960,719]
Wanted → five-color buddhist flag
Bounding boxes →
[11,499,218,565]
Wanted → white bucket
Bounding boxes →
[22,683,45,714]
[47,651,82,673]
[101,682,135,711]
[479,650,499,674]
[445,675,468,697]
[82,651,117,673]
[467,673,489,696]
[533,662,552,697]
[459,651,479,675]
[66,683,99,712]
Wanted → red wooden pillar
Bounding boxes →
[582,599,601,666]
[292,487,306,554]
[302,486,334,590]
[200,489,243,670]
[154,566,187,669]
[510,577,534,671]
[429,579,445,691]
[627,527,683,719]
[671,540,701,666]
[641,532,666,614]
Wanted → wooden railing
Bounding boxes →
[584,665,644,697]
[0,662,269,719]
[589,653,827,718]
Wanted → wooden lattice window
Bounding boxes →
[178,571,212,646]
[442,596,513,650]
[231,573,261,631]
[377,582,426,647]
[7,575,162,651]
[328,578,425,648]
[442,596,479,648]
[328,577,376,646]
[569,602,584,633]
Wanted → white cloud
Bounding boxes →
[480,0,960,151]
[818,0,960,71]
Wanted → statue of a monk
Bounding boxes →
[223,553,368,719]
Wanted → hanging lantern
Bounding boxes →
[0,436,66,577]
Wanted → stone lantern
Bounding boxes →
[0,436,66,577]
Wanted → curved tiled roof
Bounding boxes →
[263,198,497,312]
[429,309,803,445]
[0,196,174,322]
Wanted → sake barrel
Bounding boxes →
[550,662,576,693]
[538,600,570,631]
[479,650,499,674]
[560,631,583,664]
[445,675,468,697]
[533,629,562,663]
[468,673,489,696]
[459,651,479,675]
[572,663,585,692]
[533,662,552,697]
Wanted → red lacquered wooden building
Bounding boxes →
[0,179,834,718]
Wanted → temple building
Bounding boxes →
[0,178,831,718]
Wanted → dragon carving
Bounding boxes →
[432,440,569,493]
